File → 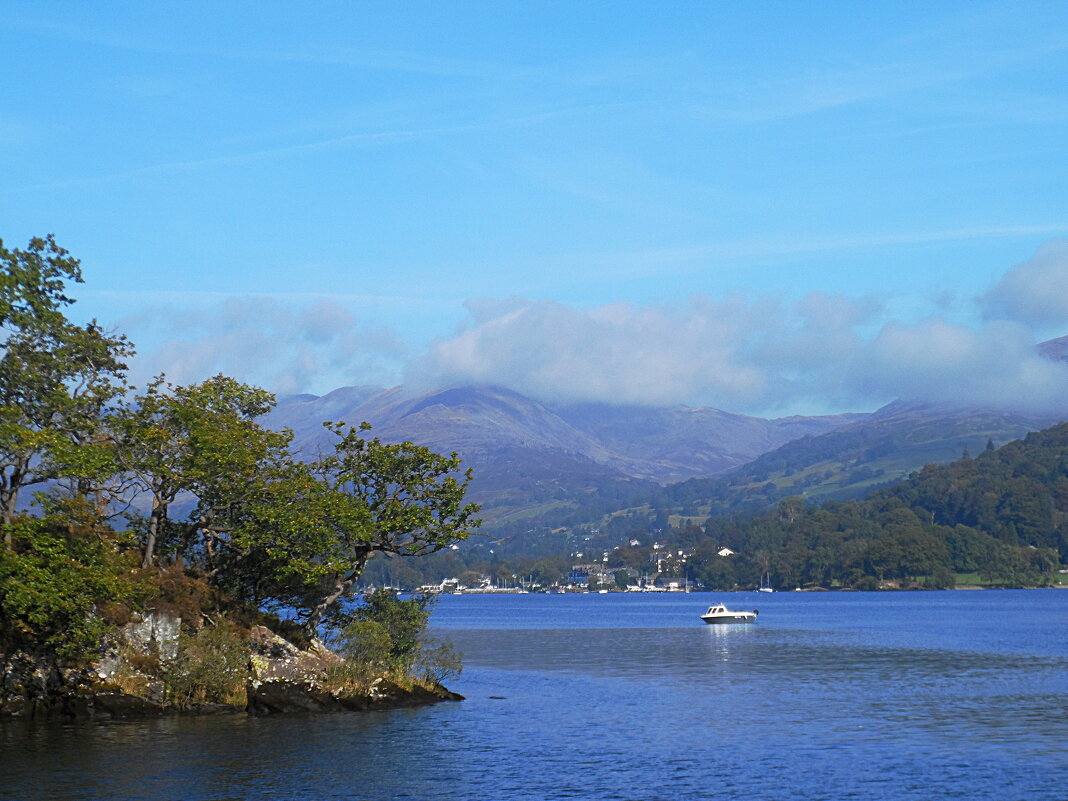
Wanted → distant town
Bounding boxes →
[407,541,730,594]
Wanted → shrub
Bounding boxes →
[414,637,462,685]
[335,590,461,685]
[347,589,433,673]
[0,512,145,661]
[164,621,248,708]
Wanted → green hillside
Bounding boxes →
[685,422,1068,590]
[666,401,1062,517]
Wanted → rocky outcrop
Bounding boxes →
[245,625,463,715]
[247,676,463,715]
[92,611,181,709]
[0,647,93,719]
[2,617,462,720]
[1,612,181,720]
[248,625,342,684]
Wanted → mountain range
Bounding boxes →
[260,337,1068,532]
[261,385,862,526]
[664,399,1064,518]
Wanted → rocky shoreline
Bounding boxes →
[0,613,462,722]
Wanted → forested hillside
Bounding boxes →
[687,424,1068,590]
[664,400,1063,517]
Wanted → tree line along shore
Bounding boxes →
[359,424,1068,595]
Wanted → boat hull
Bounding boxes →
[700,613,757,624]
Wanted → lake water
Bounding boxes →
[2,591,1067,800]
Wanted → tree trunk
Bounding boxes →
[1,490,14,546]
[304,548,371,635]
[1,462,26,544]
[141,494,166,568]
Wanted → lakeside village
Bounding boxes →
[404,541,736,595]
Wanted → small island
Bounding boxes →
[0,237,477,719]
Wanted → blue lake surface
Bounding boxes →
[3,590,1067,800]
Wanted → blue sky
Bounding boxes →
[3,2,1068,415]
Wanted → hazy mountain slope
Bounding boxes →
[667,400,1065,516]
[262,386,658,524]
[261,384,863,526]
[657,330,1068,517]
[552,402,865,483]
[1037,333,1068,361]
[343,386,614,462]
[264,385,865,484]
[266,385,384,445]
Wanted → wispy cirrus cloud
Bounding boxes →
[499,223,1068,293]
[6,101,637,195]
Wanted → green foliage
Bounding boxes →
[334,619,394,683]
[414,637,463,685]
[349,590,432,669]
[164,621,249,708]
[113,374,292,567]
[323,422,482,558]
[0,235,82,330]
[293,424,481,632]
[334,590,462,685]
[218,462,370,612]
[0,237,133,530]
[0,507,145,659]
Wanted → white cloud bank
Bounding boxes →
[120,297,406,396]
[982,239,1068,327]
[118,241,1068,416]
[409,241,1068,415]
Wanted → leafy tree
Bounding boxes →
[112,375,291,567]
[217,461,369,612]
[457,569,484,587]
[414,636,463,685]
[346,589,433,672]
[300,423,481,632]
[0,235,82,331]
[520,555,569,587]
[0,501,145,658]
[606,545,649,571]
[334,590,461,685]
[0,237,132,539]
[336,619,393,680]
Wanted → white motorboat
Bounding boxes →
[700,603,758,624]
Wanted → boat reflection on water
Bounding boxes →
[701,614,759,663]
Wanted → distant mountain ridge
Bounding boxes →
[548,402,865,482]
[261,334,1068,532]
[1037,334,1068,363]
[664,399,1065,518]
[261,384,864,524]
